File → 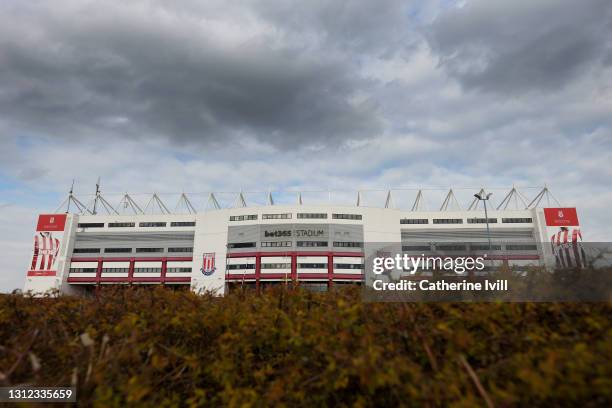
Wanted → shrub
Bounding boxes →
[0,286,610,407]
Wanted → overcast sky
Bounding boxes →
[1,0,611,291]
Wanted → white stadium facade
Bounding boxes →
[23,186,583,295]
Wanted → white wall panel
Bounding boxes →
[103,261,130,268]
[68,272,97,278]
[334,257,363,264]
[134,261,162,268]
[297,256,328,263]
[227,257,255,265]
[70,262,98,268]
[167,261,192,268]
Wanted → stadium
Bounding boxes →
[23,185,582,295]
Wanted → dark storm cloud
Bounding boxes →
[426,0,612,93]
[0,1,383,149]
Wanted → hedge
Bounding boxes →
[0,286,610,407]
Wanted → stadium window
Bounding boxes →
[102,268,129,273]
[229,215,258,221]
[332,213,362,220]
[262,213,292,220]
[77,223,105,228]
[167,247,193,253]
[69,267,97,273]
[400,219,429,224]
[506,244,538,251]
[135,248,164,253]
[432,219,463,224]
[167,267,192,273]
[227,264,256,270]
[467,218,498,224]
[502,218,533,224]
[260,241,292,248]
[298,263,327,269]
[333,241,363,248]
[108,222,135,228]
[227,242,256,249]
[170,221,196,227]
[333,264,364,269]
[297,213,328,219]
[139,222,167,227]
[104,248,132,253]
[134,268,162,273]
[402,245,431,252]
[296,241,328,247]
[261,263,292,269]
[73,248,101,254]
[470,244,502,251]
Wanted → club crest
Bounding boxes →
[201,252,216,276]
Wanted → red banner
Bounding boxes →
[544,208,579,226]
[28,214,67,277]
[36,214,67,232]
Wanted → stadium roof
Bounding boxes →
[55,181,562,215]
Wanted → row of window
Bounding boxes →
[334,264,364,269]
[506,244,539,250]
[70,268,96,273]
[228,241,363,249]
[227,263,363,270]
[228,264,255,270]
[400,218,533,225]
[229,213,363,221]
[78,221,196,228]
[297,213,327,219]
[70,267,192,273]
[227,242,257,249]
[502,218,533,223]
[229,215,258,221]
[467,218,498,224]
[332,214,362,220]
[297,241,327,247]
[433,219,463,224]
[401,244,538,252]
[332,241,363,248]
[78,216,532,229]
[139,222,167,227]
[400,219,429,224]
[262,213,292,219]
[134,268,162,273]
[261,241,292,247]
[167,267,192,273]
[73,247,193,254]
[262,263,291,269]
[102,268,129,273]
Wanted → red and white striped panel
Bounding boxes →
[28,233,60,276]
[550,228,586,268]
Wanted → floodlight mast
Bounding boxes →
[474,192,493,251]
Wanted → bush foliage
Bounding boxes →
[0,286,611,407]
